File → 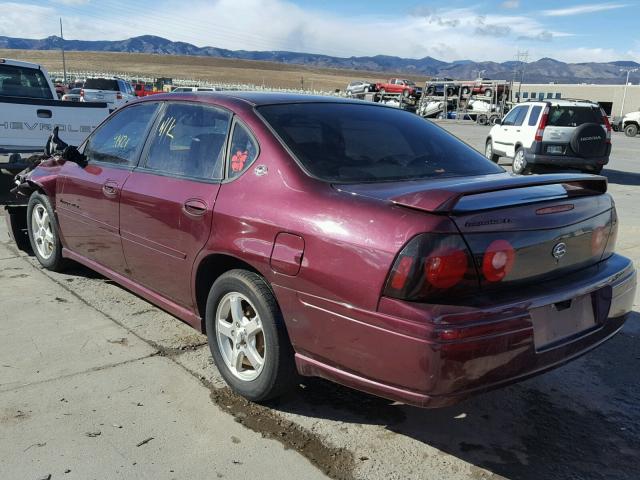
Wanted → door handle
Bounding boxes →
[37,109,52,118]
[102,181,119,197]
[183,198,208,217]
[516,129,521,132]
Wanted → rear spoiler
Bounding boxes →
[390,173,607,214]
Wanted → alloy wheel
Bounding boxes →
[215,292,266,382]
[513,150,525,173]
[31,203,54,259]
[485,142,493,159]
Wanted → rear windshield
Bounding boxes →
[258,103,502,183]
[0,64,53,99]
[84,78,119,91]
[547,106,601,127]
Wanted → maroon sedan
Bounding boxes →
[6,92,636,408]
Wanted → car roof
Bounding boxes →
[524,99,598,108]
[0,58,42,69]
[143,91,367,108]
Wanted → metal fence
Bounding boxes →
[48,70,339,97]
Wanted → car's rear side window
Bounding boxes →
[227,122,259,179]
[84,103,159,167]
[528,106,542,126]
[258,103,502,183]
[0,65,53,99]
[144,103,231,180]
[547,106,600,126]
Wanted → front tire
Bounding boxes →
[625,124,638,137]
[485,139,500,163]
[205,270,297,402]
[512,147,531,175]
[27,192,67,271]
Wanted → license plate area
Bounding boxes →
[530,294,597,351]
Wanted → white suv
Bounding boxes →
[485,99,611,174]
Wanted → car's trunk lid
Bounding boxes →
[335,172,615,288]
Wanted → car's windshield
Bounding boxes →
[547,106,601,127]
[258,103,503,183]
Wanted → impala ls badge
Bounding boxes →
[552,242,567,260]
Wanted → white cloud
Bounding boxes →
[54,0,90,5]
[501,0,520,8]
[0,0,628,63]
[542,3,628,16]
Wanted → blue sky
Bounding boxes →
[0,1,637,63]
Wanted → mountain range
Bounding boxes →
[1,34,639,85]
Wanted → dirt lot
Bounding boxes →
[0,48,427,91]
[1,123,639,480]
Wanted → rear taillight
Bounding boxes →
[600,108,612,144]
[482,240,515,282]
[602,208,618,258]
[384,234,478,302]
[80,89,84,98]
[535,106,549,142]
[116,92,123,100]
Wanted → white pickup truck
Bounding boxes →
[622,110,640,137]
[0,58,110,173]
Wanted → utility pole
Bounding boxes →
[620,68,638,117]
[60,18,67,84]
[514,50,528,103]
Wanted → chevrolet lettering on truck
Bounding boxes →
[0,58,110,174]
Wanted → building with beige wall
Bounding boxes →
[513,83,640,118]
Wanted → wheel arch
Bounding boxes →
[193,253,269,333]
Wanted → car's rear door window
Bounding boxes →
[84,102,159,167]
[0,64,53,99]
[258,102,502,183]
[143,103,231,180]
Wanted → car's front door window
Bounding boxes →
[84,103,159,167]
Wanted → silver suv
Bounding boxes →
[485,99,612,174]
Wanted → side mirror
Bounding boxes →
[62,146,87,167]
[494,118,502,125]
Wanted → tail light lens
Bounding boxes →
[80,89,84,98]
[116,92,123,100]
[600,108,612,144]
[384,234,479,302]
[535,105,549,142]
[602,208,618,258]
[482,239,515,282]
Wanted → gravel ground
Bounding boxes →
[1,123,639,480]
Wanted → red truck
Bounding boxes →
[375,78,422,97]
[133,82,162,97]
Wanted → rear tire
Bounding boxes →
[205,269,297,402]
[485,140,500,163]
[27,192,68,271]
[512,147,531,175]
[625,123,638,137]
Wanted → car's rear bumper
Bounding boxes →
[525,141,610,170]
[282,254,636,408]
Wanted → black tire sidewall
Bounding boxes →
[27,192,65,270]
[625,124,638,137]
[512,148,528,174]
[205,270,291,401]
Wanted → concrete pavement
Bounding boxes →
[0,240,329,480]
